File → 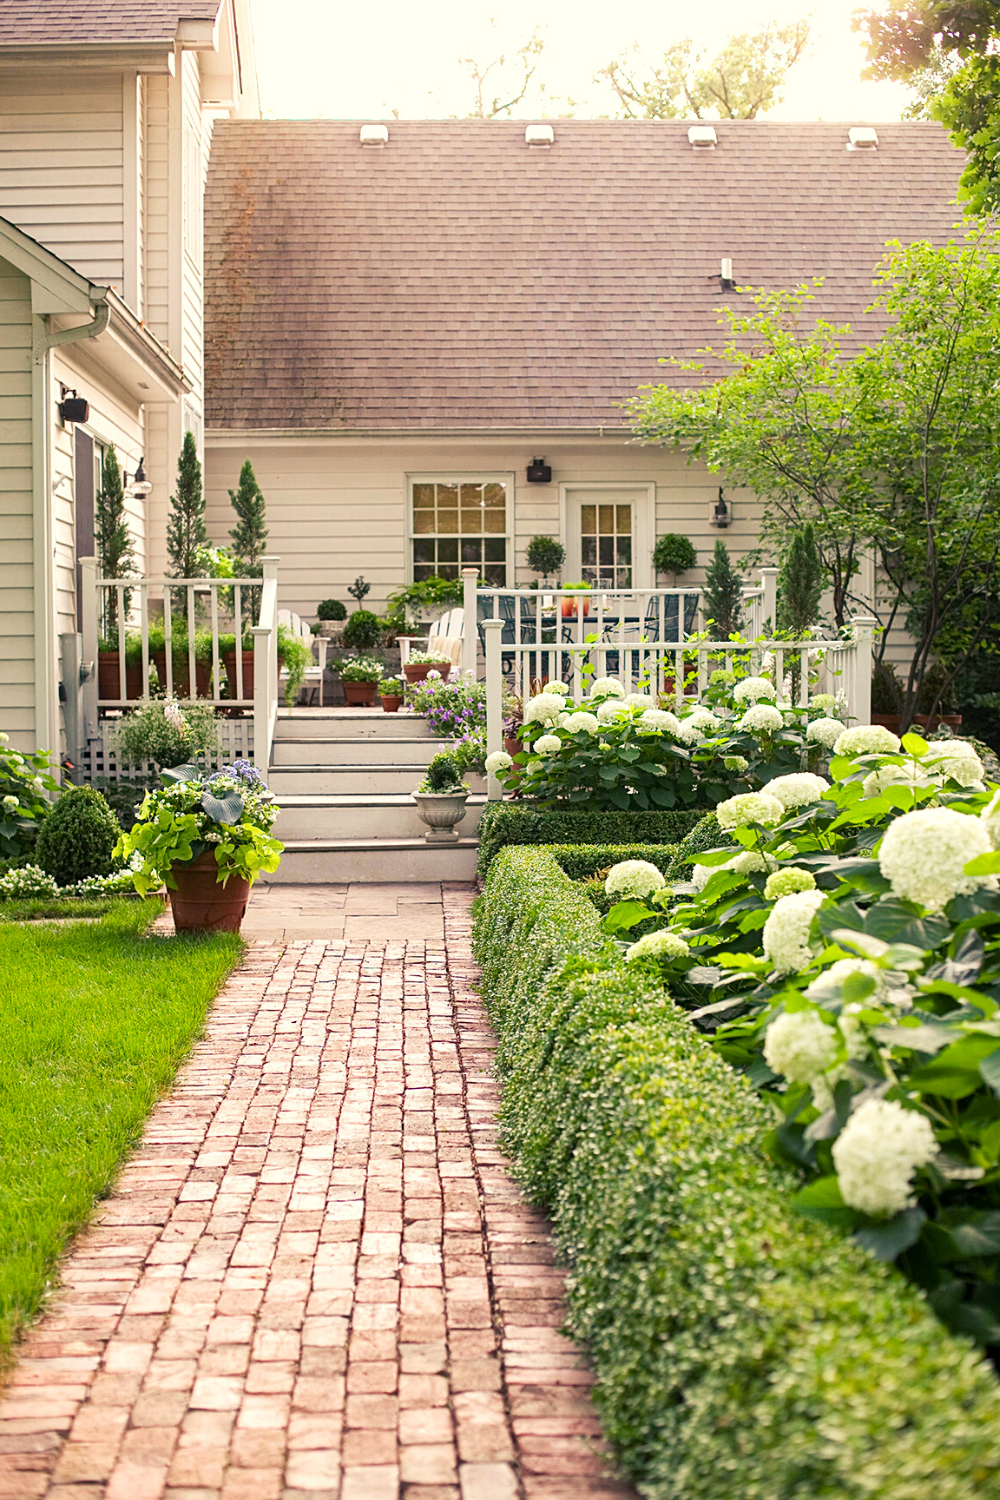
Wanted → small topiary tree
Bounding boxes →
[526,535,566,584]
[702,538,744,638]
[96,445,135,637]
[166,431,210,581]
[34,786,120,886]
[228,458,268,619]
[342,609,383,650]
[421,752,467,792]
[652,533,697,581]
[776,523,824,636]
[317,599,347,621]
[348,576,371,607]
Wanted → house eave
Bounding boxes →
[205,424,631,443]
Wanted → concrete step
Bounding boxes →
[274,794,485,842]
[272,737,439,768]
[269,766,486,796]
[274,709,433,741]
[264,837,479,883]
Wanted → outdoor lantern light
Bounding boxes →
[526,457,552,484]
[127,458,153,498]
[58,387,89,424]
[710,488,732,528]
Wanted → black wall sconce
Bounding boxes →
[58,386,89,424]
[526,457,552,484]
[125,457,153,498]
[710,488,732,528]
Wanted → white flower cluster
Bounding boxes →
[626,930,690,963]
[590,677,625,699]
[715,791,784,830]
[484,750,512,775]
[766,773,830,809]
[547,681,570,695]
[533,734,561,755]
[523,692,565,726]
[733,676,777,704]
[762,888,826,973]
[728,849,778,876]
[833,725,902,757]
[562,711,600,734]
[623,692,656,710]
[810,694,838,714]
[723,754,749,773]
[807,717,846,749]
[923,739,985,788]
[640,709,681,734]
[737,704,784,735]
[806,957,887,1006]
[862,763,929,798]
[763,1009,837,1084]
[2,794,18,810]
[832,1098,937,1216]
[63,868,139,897]
[0,863,58,900]
[605,859,667,900]
[879,806,992,911]
[597,700,625,724]
[764,867,816,900]
[675,718,706,745]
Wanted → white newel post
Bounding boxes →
[79,556,99,744]
[484,618,505,802]
[761,568,779,633]
[850,615,877,726]
[252,625,270,771]
[461,567,479,678]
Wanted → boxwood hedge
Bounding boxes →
[473,847,1000,1500]
[475,802,706,878]
[546,843,677,882]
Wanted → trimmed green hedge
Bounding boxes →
[547,843,678,882]
[473,847,1000,1500]
[476,802,706,878]
[664,809,729,879]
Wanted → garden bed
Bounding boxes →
[473,845,1000,1498]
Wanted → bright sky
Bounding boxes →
[249,0,914,121]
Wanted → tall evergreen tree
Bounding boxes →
[95,444,134,636]
[777,523,824,636]
[702,538,743,638]
[166,431,209,579]
[228,458,268,623]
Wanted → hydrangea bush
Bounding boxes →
[599,730,1000,1349]
[0,735,58,861]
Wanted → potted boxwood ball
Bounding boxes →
[338,655,383,705]
[316,598,347,640]
[116,760,283,933]
[379,674,405,712]
[403,649,452,685]
[412,751,469,842]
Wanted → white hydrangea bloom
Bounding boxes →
[763,1009,837,1084]
[691,861,716,892]
[832,1098,937,1216]
[547,681,570,695]
[686,709,719,733]
[833,725,902,757]
[526,758,544,774]
[590,677,625,699]
[597,699,626,723]
[862,763,929,798]
[2,794,18,809]
[733,676,777,703]
[723,754,749,773]
[605,859,667,900]
[675,718,707,745]
[923,739,985,788]
[764,867,816,900]
[879,806,992,911]
[762,889,826,973]
[639,708,681,735]
[766,773,830,809]
[0,732,9,744]
[484,750,513,775]
[623,692,656,709]
[806,958,887,1007]
[716,791,784,830]
[810,694,837,714]
[807,717,846,749]
[626,930,690,963]
[523,692,565,726]
[728,850,778,876]
[738,704,784,735]
[981,790,1000,851]
[533,734,561,755]
[562,710,601,734]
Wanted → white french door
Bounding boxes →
[561,486,654,591]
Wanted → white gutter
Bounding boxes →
[31,297,111,760]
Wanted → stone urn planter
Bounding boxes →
[316,621,345,642]
[343,679,379,705]
[168,850,250,933]
[412,791,469,843]
[381,693,403,713]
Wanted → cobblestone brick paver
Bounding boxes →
[0,884,636,1500]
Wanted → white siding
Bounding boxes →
[0,259,35,749]
[180,52,208,414]
[0,76,125,288]
[143,74,170,348]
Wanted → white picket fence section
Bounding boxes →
[78,555,281,773]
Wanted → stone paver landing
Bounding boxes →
[0,886,636,1500]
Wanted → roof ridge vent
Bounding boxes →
[688,124,717,149]
[360,123,389,147]
[847,126,878,151]
[525,123,554,147]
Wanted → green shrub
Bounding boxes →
[112,700,220,770]
[34,787,119,886]
[652,532,697,576]
[475,803,705,877]
[546,843,677,882]
[317,598,347,621]
[473,848,1000,1499]
[664,809,729,879]
[342,609,383,650]
[418,753,467,793]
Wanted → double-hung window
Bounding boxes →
[408,476,511,585]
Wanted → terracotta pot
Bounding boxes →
[412,791,469,843]
[913,713,963,731]
[561,596,591,620]
[871,713,903,733]
[98,652,143,702]
[403,661,449,684]
[224,650,255,701]
[504,735,522,759]
[168,849,250,933]
[381,694,403,713]
[153,650,210,699]
[343,679,379,705]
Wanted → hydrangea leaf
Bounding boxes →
[854,1207,926,1261]
[907,1034,1000,1098]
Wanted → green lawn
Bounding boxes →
[0,901,242,1365]
[0,897,126,923]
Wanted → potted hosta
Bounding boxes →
[379,674,405,712]
[412,751,469,842]
[338,655,383,705]
[116,760,283,932]
[403,649,453,685]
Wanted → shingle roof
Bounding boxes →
[0,0,221,45]
[203,118,965,431]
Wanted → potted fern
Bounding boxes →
[411,751,469,842]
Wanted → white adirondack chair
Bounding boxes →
[278,608,328,705]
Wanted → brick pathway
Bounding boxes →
[0,885,635,1500]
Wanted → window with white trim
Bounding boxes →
[409,478,509,585]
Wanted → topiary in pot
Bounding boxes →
[412,752,469,843]
[317,599,347,621]
[526,535,566,585]
[342,609,384,650]
[652,533,697,581]
[34,785,120,886]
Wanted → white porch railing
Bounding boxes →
[79,555,280,773]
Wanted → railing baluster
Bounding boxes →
[186,584,196,700]
[163,588,174,698]
[210,585,221,703]
[234,583,244,701]
[140,584,150,699]
[117,585,126,701]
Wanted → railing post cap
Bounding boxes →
[461,565,480,575]
[482,617,505,629]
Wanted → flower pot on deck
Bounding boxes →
[224,650,255,701]
[913,713,963,732]
[97,652,143,702]
[561,597,590,620]
[403,662,448,684]
[871,713,903,734]
[168,849,249,933]
[381,694,403,713]
[343,679,379,705]
[153,650,210,699]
